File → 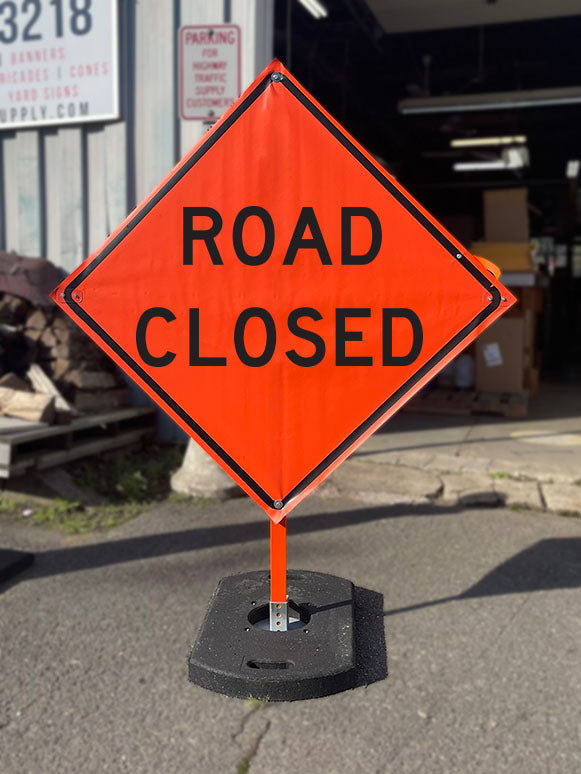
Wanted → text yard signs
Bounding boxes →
[52,60,515,522]
[0,0,118,130]
[179,24,240,121]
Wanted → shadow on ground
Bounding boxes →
[383,537,581,617]
[3,504,581,625]
[3,502,463,582]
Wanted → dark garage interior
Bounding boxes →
[275,0,581,396]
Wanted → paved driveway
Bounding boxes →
[1,495,580,773]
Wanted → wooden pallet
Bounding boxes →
[0,406,157,478]
[403,388,529,419]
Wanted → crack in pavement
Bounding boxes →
[231,701,274,773]
[232,705,263,747]
[236,719,272,773]
[538,481,547,510]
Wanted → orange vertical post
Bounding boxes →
[269,517,288,631]
[270,516,287,602]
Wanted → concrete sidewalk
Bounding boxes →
[323,381,581,514]
[1,490,581,774]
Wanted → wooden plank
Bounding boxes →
[34,427,156,471]
[26,364,75,416]
[0,406,155,444]
[0,441,12,467]
[0,416,47,434]
[0,388,55,423]
[404,389,529,418]
[475,392,529,419]
[2,427,155,478]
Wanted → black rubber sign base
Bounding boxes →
[189,570,356,701]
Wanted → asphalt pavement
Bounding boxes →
[1,489,581,774]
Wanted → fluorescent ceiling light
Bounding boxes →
[454,146,529,172]
[566,160,580,178]
[297,0,328,19]
[454,160,510,171]
[505,146,529,167]
[399,86,581,114]
[451,135,527,148]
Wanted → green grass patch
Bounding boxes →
[70,444,184,504]
[0,444,187,534]
[246,696,269,709]
[35,500,141,534]
[0,494,143,534]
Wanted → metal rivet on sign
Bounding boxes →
[502,297,507,302]
[271,72,283,82]
[487,296,493,301]
[273,500,283,509]
[456,253,462,259]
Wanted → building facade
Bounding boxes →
[0,0,274,274]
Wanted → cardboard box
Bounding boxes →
[471,241,533,272]
[519,286,543,313]
[484,188,529,242]
[524,366,540,395]
[504,287,543,317]
[476,318,525,393]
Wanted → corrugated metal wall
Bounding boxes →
[0,0,274,272]
[0,0,273,439]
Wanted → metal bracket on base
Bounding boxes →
[269,600,288,631]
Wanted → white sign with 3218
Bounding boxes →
[0,0,119,130]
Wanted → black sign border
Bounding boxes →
[61,70,501,511]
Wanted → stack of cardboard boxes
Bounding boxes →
[471,188,541,396]
[472,188,533,272]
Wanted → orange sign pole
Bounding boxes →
[269,516,288,631]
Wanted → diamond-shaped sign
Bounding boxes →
[51,60,515,523]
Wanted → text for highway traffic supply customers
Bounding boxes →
[180,25,239,120]
[135,206,424,369]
